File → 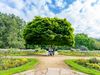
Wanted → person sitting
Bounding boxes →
[48,48,54,56]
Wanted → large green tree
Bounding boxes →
[0,12,25,48]
[75,33,95,50]
[23,16,75,48]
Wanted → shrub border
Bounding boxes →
[64,60,100,75]
[0,58,39,75]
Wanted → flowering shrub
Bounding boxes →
[87,63,100,70]
[0,49,46,56]
[76,59,89,66]
[76,58,100,71]
[0,58,29,70]
[89,58,100,63]
[58,50,100,56]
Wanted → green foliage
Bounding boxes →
[80,46,88,51]
[94,41,100,50]
[0,49,46,56]
[0,58,38,75]
[58,50,100,56]
[11,50,46,56]
[0,12,25,48]
[75,33,95,50]
[55,46,70,50]
[89,58,100,63]
[23,16,75,48]
[76,58,100,71]
[65,60,100,75]
[0,58,29,70]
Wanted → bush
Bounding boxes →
[80,46,88,51]
[76,58,100,71]
[89,58,100,63]
[65,60,100,75]
[0,58,29,70]
[87,63,100,70]
[76,59,89,66]
[58,50,100,56]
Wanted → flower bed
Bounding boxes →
[0,49,46,56]
[58,50,100,56]
[65,59,100,75]
[0,58,29,70]
[75,58,100,71]
[0,58,38,75]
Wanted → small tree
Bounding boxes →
[23,16,75,49]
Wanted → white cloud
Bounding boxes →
[57,0,100,38]
[55,0,66,8]
[0,2,20,16]
[11,0,25,10]
[0,0,100,38]
[0,0,55,21]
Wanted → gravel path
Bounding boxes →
[12,55,94,75]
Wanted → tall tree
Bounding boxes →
[0,12,25,48]
[23,16,75,48]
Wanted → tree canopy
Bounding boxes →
[23,16,75,48]
[75,33,95,50]
[0,12,25,48]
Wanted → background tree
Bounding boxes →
[23,16,75,49]
[75,33,95,50]
[0,12,25,48]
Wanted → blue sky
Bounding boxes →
[0,0,100,38]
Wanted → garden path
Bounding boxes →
[13,55,92,75]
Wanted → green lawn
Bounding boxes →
[0,59,38,75]
[65,60,100,75]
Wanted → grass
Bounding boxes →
[65,60,100,75]
[0,58,39,75]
